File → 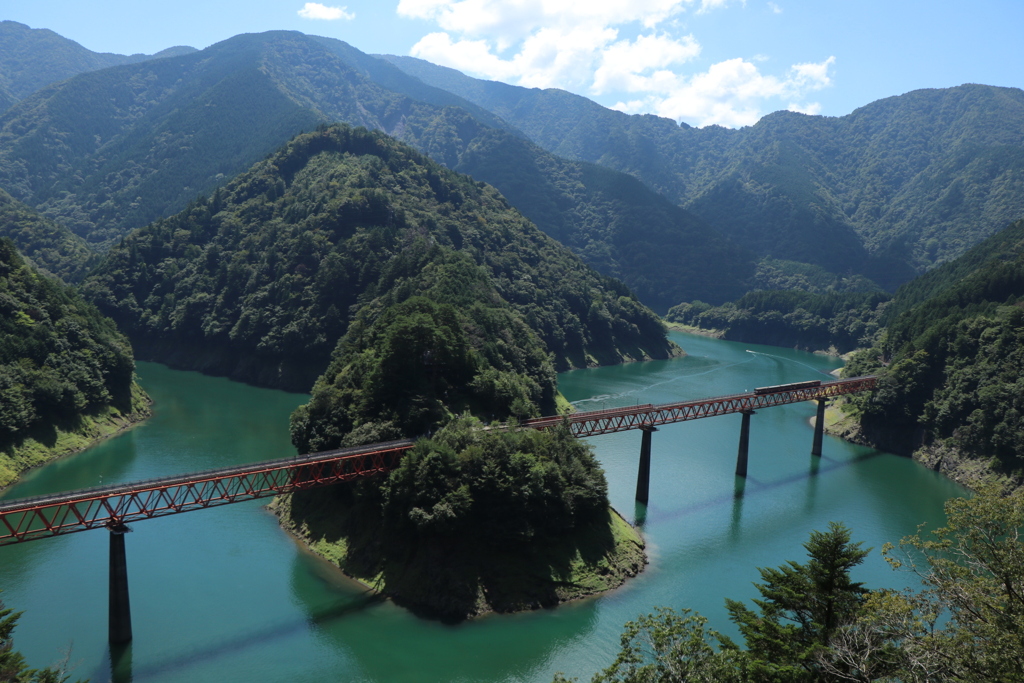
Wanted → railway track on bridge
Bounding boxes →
[520,376,876,437]
[0,440,414,546]
[0,376,876,547]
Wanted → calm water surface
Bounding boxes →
[0,333,963,682]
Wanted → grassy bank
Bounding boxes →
[0,382,151,490]
[272,488,646,619]
[662,321,725,338]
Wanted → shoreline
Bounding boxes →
[272,496,647,621]
[823,401,1020,494]
[0,385,152,495]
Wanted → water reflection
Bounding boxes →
[0,339,970,683]
[633,501,647,527]
[288,548,603,683]
[108,642,133,683]
[729,477,746,543]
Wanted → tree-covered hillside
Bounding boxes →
[385,57,1024,290]
[455,131,755,310]
[0,29,746,307]
[84,124,679,393]
[0,187,97,282]
[0,20,194,111]
[667,290,890,354]
[0,238,147,487]
[837,218,1024,484]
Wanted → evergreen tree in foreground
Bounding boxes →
[725,522,870,682]
[566,485,1024,682]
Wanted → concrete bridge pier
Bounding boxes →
[735,410,755,477]
[811,399,827,456]
[108,524,132,645]
[635,425,658,504]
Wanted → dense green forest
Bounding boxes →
[387,56,1024,290]
[278,417,645,618]
[0,29,780,308]
[455,131,754,310]
[83,124,678,392]
[832,218,1024,482]
[0,238,147,488]
[0,187,97,282]
[560,484,1024,682]
[666,290,890,353]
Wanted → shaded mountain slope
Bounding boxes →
[838,218,1024,482]
[0,30,747,306]
[0,238,148,487]
[83,125,679,392]
[0,187,97,282]
[454,130,754,310]
[383,57,1024,288]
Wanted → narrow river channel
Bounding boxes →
[0,331,963,683]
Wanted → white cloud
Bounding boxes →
[614,56,836,127]
[788,101,822,115]
[297,3,354,20]
[767,2,782,14]
[400,0,834,127]
[592,33,701,94]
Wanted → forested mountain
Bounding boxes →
[837,218,1024,485]
[0,20,194,111]
[454,133,754,310]
[667,290,890,354]
[0,187,97,282]
[0,238,147,487]
[83,124,678,395]
[385,56,1024,289]
[0,29,749,308]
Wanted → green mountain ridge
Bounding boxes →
[837,218,1024,483]
[83,124,678,394]
[0,20,195,110]
[383,56,1024,289]
[0,29,749,307]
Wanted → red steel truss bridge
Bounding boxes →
[0,375,876,548]
[0,375,874,645]
[0,439,413,547]
[521,375,877,437]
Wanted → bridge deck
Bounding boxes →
[522,376,876,437]
[0,376,875,546]
[0,440,414,545]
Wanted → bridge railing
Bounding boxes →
[0,440,414,546]
[522,376,876,437]
[0,376,877,545]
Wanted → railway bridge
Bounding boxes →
[0,375,875,644]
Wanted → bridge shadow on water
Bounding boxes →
[636,447,888,530]
[91,591,385,683]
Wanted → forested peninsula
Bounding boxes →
[78,123,665,615]
[0,239,149,489]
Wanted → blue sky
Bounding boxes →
[5,0,1022,127]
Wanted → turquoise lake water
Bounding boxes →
[0,332,962,682]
